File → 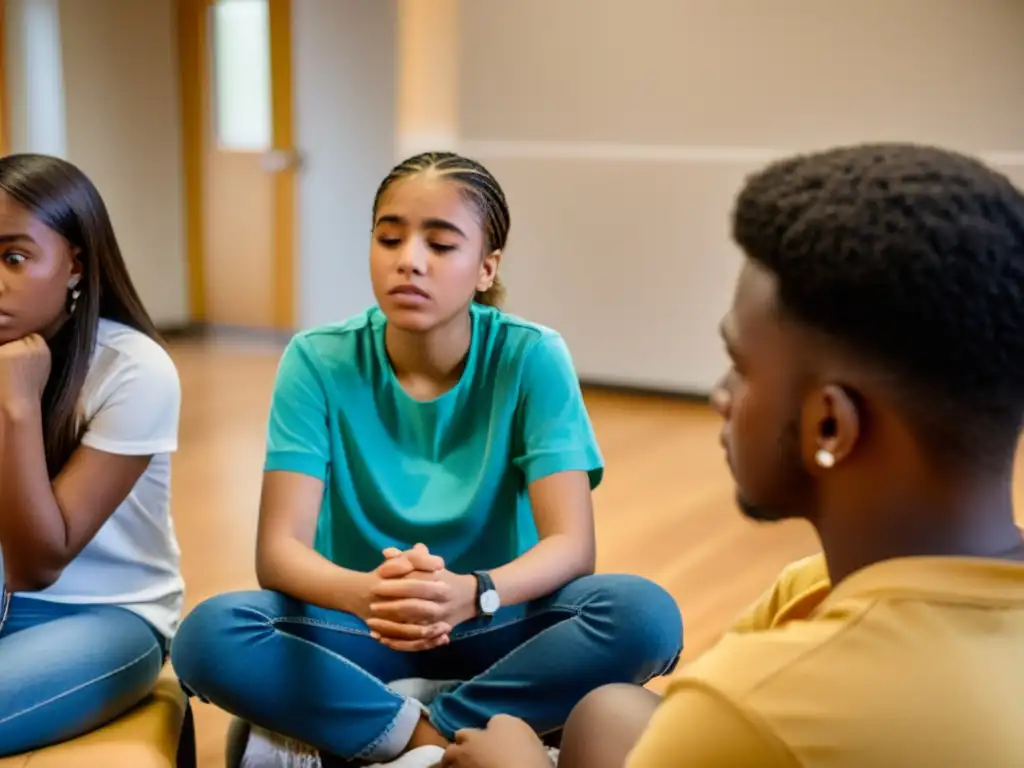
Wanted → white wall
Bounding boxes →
[3,0,188,328]
[292,0,398,329]
[454,0,1024,393]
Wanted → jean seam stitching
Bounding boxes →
[451,606,578,641]
[0,642,161,725]
[354,698,419,760]
[429,607,583,736]
[255,608,408,759]
[265,614,373,637]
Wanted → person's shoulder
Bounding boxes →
[678,563,911,708]
[477,304,561,345]
[91,319,179,389]
[291,307,377,346]
[632,602,828,766]
[80,320,181,450]
[472,307,584,399]
[285,308,380,369]
[776,552,830,592]
[728,553,831,634]
[679,609,842,700]
[667,580,992,766]
[474,305,572,370]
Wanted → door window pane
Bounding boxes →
[212,0,271,150]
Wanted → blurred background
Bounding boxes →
[2,0,1023,764]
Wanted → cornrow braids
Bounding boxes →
[373,151,510,307]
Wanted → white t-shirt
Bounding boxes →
[24,319,184,640]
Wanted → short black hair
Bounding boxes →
[732,142,1024,465]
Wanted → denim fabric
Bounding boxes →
[0,596,166,756]
[171,573,682,762]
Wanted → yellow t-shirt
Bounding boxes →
[627,553,1024,767]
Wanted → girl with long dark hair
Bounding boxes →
[0,154,182,756]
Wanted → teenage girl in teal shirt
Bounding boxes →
[172,152,683,767]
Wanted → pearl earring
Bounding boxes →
[67,285,82,314]
[815,449,836,469]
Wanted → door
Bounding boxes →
[0,0,8,156]
[178,0,296,330]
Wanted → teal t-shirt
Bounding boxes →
[263,303,604,573]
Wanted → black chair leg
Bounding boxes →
[176,700,198,768]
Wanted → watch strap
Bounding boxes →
[473,570,497,617]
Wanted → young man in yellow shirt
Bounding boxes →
[439,142,1024,767]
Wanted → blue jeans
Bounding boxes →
[0,595,166,757]
[171,573,682,762]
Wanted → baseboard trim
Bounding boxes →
[580,379,710,403]
[160,322,295,345]
[156,322,204,340]
[157,325,711,401]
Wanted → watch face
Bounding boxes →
[480,588,500,614]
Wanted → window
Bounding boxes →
[212,0,271,150]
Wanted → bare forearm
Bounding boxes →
[490,533,595,607]
[0,401,67,590]
[257,537,372,618]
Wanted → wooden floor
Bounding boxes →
[169,338,823,766]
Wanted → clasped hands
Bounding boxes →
[363,543,478,652]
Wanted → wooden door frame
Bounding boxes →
[176,0,296,330]
[0,0,9,156]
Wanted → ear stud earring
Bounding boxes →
[815,449,836,469]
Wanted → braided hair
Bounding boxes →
[373,151,511,307]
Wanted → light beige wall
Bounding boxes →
[293,0,398,328]
[397,0,458,158]
[4,0,403,332]
[61,0,400,331]
[4,0,66,158]
[58,0,187,328]
[455,0,1024,392]
[3,0,187,327]
[10,0,1020,348]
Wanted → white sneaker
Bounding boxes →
[239,725,322,768]
[367,745,446,767]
